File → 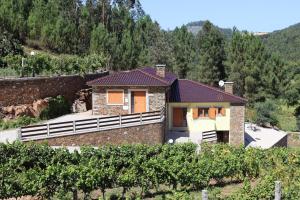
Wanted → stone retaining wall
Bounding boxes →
[0,72,108,107]
[33,122,165,146]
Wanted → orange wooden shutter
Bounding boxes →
[221,107,226,116]
[192,108,198,119]
[173,108,183,127]
[208,108,216,119]
[107,90,123,104]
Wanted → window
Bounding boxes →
[198,108,209,117]
[193,107,222,119]
[107,90,124,105]
[216,107,226,116]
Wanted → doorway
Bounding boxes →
[130,90,147,113]
[217,131,229,143]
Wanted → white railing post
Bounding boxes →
[119,115,122,127]
[140,113,143,124]
[97,118,100,130]
[275,181,281,200]
[47,123,50,136]
[18,128,22,140]
[202,189,208,200]
[73,121,76,133]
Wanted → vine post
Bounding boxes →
[202,189,208,200]
[275,181,281,200]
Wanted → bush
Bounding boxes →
[1,143,300,199]
[0,116,40,130]
[254,99,278,126]
[295,105,300,131]
[40,95,70,120]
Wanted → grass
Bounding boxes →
[246,103,298,132]
[0,67,20,78]
[0,116,41,130]
[49,180,249,200]
[277,104,298,132]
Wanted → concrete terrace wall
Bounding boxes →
[0,72,108,107]
[33,122,165,146]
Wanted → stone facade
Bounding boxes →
[33,122,165,146]
[0,72,108,107]
[92,86,167,115]
[229,104,245,146]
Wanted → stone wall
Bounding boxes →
[229,104,245,146]
[33,122,165,146]
[92,86,166,115]
[287,132,300,147]
[0,72,108,107]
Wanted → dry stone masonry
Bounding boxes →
[0,72,108,107]
[92,86,166,115]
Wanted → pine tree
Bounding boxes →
[171,26,195,78]
[190,21,226,86]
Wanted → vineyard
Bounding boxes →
[1,143,300,199]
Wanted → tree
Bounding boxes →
[254,99,278,127]
[171,26,195,78]
[0,27,23,58]
[227,29,270,103]
[189,21,226,85]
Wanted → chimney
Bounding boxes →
[156,64,166,78]
[224,82,234,94]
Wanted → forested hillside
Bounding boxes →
[0,0,299,129]
[263,23,300,62]
[186,20,233,38]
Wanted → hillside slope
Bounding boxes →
[262,23,300,62]
[186,20,233,38]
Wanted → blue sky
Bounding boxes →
[140,0,300,32]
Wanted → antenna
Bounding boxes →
[218,80,225,87]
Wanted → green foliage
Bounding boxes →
[1,143,300,199]
[295,106,300,131]
[0,116,40,130]
[189,21,226,85]
[263,23,300,62]
[254,99,278,126]
[40,95,70,120]
[171,26,195,78]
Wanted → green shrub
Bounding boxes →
[295,105,300,131]
[0,116,40,130]
[40,95,70,120]
[254,99,278,126]
[1,143,300,199]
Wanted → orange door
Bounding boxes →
[173,107,183,127]
[133,91,146,113]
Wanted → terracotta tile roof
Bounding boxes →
[140,67,177,85]
[169,79,246,104]
[87,68,171,86]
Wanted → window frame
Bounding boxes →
[106,89,125,105]
[198,107,210,118]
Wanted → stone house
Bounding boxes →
[87,65,246,146]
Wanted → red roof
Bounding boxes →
[170,79,246,104]
[87,67,246,104]
[87,68,172,86]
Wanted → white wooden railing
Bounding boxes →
[202,130,217,142]
[20,108,165,141]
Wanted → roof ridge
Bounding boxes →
[137,69,170,85]
[179,79,247,102]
